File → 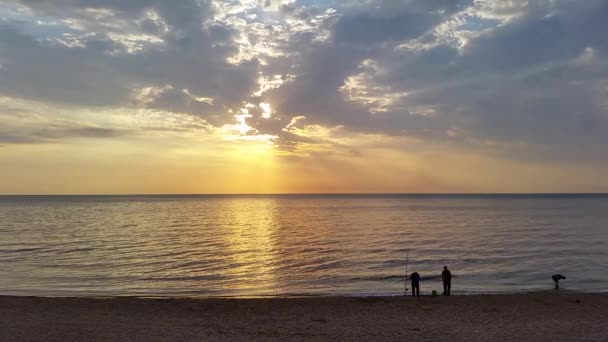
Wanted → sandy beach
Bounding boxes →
[1,293,607,341]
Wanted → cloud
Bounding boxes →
[0,118,132,144]
[0,0,257,124]
[251,0,608,161]
[0,0,607,167]
[331,0,467,44]
[376,0,608,148]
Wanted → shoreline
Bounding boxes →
[2,292,607,341]
[1,288,603,300]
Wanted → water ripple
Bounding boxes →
[1,194,607,297]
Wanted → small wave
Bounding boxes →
[53,247,96,254]
[350,275,405,281]
[351,274,454,281]
[0,247,44,253]
[140,275,227,282]
[308,261,344,271]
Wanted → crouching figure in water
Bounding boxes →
[552,274,566,290]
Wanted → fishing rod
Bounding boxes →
[404,250,409,295]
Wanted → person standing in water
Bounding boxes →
[442,266,452,296]
[410,272,420,296]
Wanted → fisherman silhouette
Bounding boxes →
[552,274,566,290]
[442,266,452,296]
[410,272,420,296]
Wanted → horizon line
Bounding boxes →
[1,192,608,196]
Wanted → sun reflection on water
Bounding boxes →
[221,199,279,296]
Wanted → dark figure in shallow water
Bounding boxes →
[410,272,420,296]
[552,274,566,289]
[442,266,452,296]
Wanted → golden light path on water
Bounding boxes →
[222,199,280,296]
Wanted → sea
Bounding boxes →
[1,194,607,298]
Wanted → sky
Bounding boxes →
[0,0,607,194]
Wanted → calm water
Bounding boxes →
[1,194,607,297]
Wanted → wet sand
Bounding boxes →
[1,293,607,341]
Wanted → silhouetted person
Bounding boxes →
[410,272,420,296]
[442,266,452,296]
[552,274,566,290]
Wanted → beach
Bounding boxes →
[1,293,607,341]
